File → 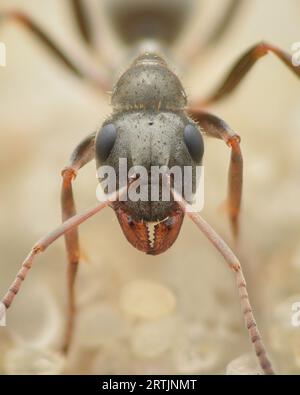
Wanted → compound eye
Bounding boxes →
[183,124,204,163]
[96,123,117,162]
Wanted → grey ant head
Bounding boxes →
[95,114,204,221]
[95,110,203,255]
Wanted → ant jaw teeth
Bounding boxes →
[146,222,156,249]
[145,218,170,249]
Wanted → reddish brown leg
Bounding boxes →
[0,11,109,91]
[61,132,95,353]
[189,110,242,239]
[0,180,134,335]
[192,41,300,106]
[172,189,275,375]
[0,193,120,317]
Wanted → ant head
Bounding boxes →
[95,109,204,254]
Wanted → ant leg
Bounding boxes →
[171,189,275,375]
[0,189,123,320]
[185,0,245,61]
[203,0,244,48]
[0,11,109,91]
[70,0,93,47]
[61,132,95,353]
[189,110,242,239]
[192,41,300,107]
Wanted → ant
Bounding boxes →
[1,0,300,375]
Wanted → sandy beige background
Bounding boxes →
[0,0,300,374]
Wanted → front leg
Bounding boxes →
[189,110,242,240]
[172,188,275,375]
[1,194,118,318]
[61,132,95,353]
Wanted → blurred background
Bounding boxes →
[0,0,300,374]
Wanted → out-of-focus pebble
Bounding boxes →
[172,323,219,373]
[9,285,61,348]
[131,316,179,359]
[294,345,300,369]
[120,279,176,319]
[76,303,127,347]
[226,353,261,375]
[77,262,122,307]
[0,302,6,325]
[91,342,131,374]
[4,346,65,375]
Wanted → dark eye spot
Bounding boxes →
[184,124,204,163]
[96,123,117,162]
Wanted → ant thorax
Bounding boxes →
[111,51,187,113]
